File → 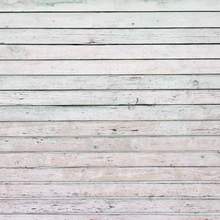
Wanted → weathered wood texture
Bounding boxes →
[1,0,220,11]
[0,91,219,105]
[1,1,220,219]
[0,121,219,136]
[0,105,219,121]
[0,216,220,220]
[1,12,220,28]
[2,45,220,59]
[1,29,220,44]
[1,60,220,75]
[0,75,219,90]
[0,136,219,152]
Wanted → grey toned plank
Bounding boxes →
[1,182,220,198]
[0,121,219,137]
[1,12,220,28]
[1,75,219,90]
[0,105,219,121]
[1,0,220,11]
[1,60,220,75]
[0,90,219,105]
[1,152,220,167]
[1,29,220,44]
[2,45,220,59]
[0,136,219,152]
[0,167,220,181]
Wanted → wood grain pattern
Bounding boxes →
[0,75,219,90]
[1,60,220,75]
[1,29,220,44]
[0,198,220,214]
[1,12,220,28]
[1,152,220,167]
[0,167,219,181]
[0,105,219,121]
[2,45,220,60]
[0,215,219,220]
[1,182,220,198]
[1,1,220,218]
[1,0,220,11]
[0,121,219,136]
[0,136,219,152]
[0,90,219,105]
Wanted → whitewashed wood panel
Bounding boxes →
[1,29,220,44]
[0,91,219,105]
[1,75,219,90]
[0,106,219,121]
[1,0,220,11]
[0,215,219,220]
[1,60,219,75]
[1,12,220,28]
[1,152,220,167]
[0,136,219,152]
[1,182,219,198]
[2,45,220,59]
[0,121,219,137]
[0,167,219,181]
[0,198,220,214]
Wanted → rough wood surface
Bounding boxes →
[0,75,219,90]
[1,29,220,44]
[0,121,219,136]
[2,45,220,60]
[1,182,220,198]
[1,1,220,218]
[1,12,220,28]
[0,90,219,105]
[0,215,219,220]
[1,152,220,168]
[0,136,219,152]
[0,105,219,121]
[1,60,220,75]
[1,0,220,11]
[0,167,219,181]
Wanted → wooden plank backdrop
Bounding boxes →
[0,0,220,219]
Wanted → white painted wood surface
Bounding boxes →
[1,60,220,75]
[0,136,219,152]
[0,1,220,219]
[2,45,220,59]
[1,0,220,11]
[0,90,219,105]
[1,29,220,44]
[0,75,219,90]
[0,105,219,121]
[1,12,220,28]
[0,121,219,136]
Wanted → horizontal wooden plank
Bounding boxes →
[1,29,220,44]
[0,198,220,214]
[1,12,220,28]
[0,121,219,137]
[2,45,220,59]
[1,152,220,167]
[1,0,220,12]
[1,75,219,90]
[0,136,219,152]
[1,60,220,75]
[0,90,219,105]
[0,167,220,181]
[1,182,220,198]
[0,215,219,220]
[0,106,219,121]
